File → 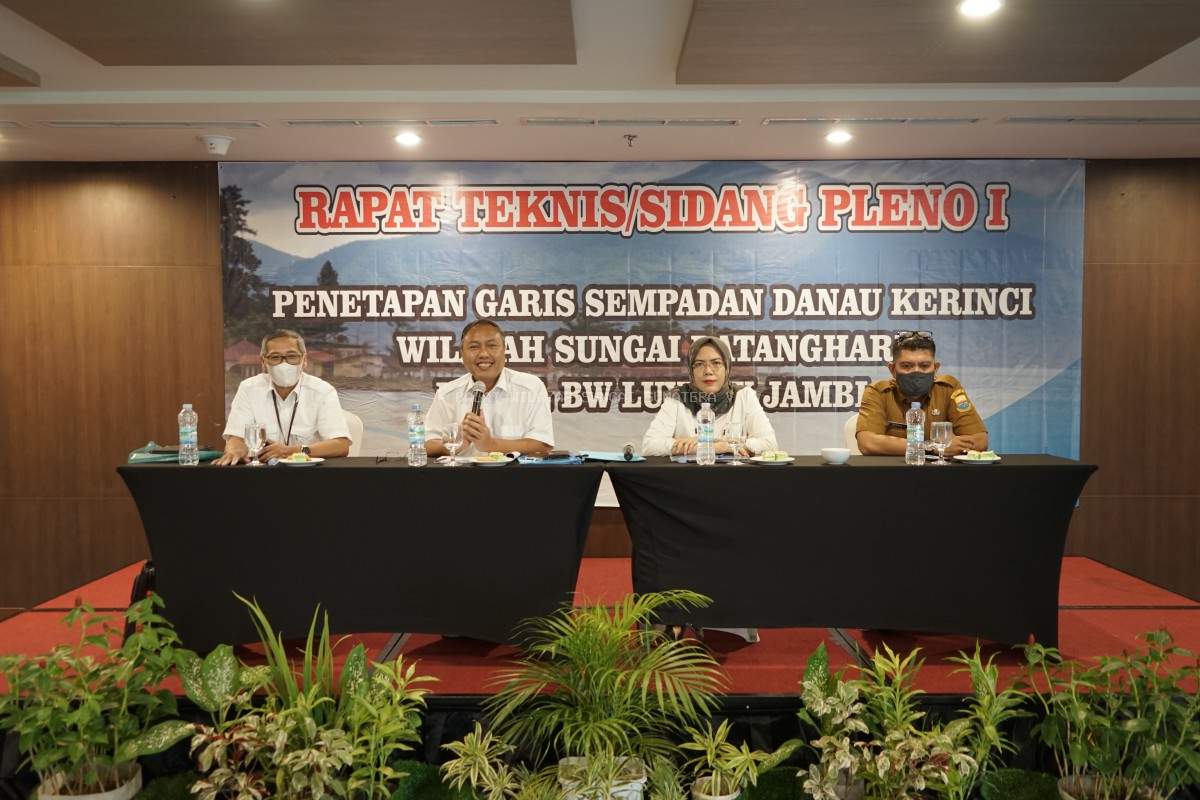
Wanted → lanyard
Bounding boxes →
[271,390,300,445]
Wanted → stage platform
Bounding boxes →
[2,556,1197,697]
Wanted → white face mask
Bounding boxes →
[269,362,301,387]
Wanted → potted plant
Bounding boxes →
[680,719,801,800]
[800,643,979,800]
[186,598,434,800]
[1019,630,1200,800]
[484,590,727,800]
[797,643,868,800]
[0,598,194,800]
[441,722,559,800]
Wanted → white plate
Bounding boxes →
[750,455,795,465]
[279,456,325,466]
[473,455,516,467]
[954,454,1001,464]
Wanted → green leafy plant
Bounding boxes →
[979,767,1060,800]
[681,719,801,797]
[440,722,557,800]
[939,644,1030,800]
[485,590,726,764]
[0,597,194,795]
[799,643,977,800]
[1019,629,1200,799]
[188,599,434,800]
[645,755,687,800]
[558,748,647,799]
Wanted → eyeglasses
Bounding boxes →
[893,330,934,343]
[263,353,303,365]
[691,359,726,372]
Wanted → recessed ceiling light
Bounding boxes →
[394,131,422,146]
[958,0,1002,19]
[825,128,853,145]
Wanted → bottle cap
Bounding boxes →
[183,403,193,410]
[411,403,421,411]
[701,402,711,409]
[911,402,921,409]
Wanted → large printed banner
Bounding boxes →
[219,160,1084,471]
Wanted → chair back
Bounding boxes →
[343,410,365,457]
[843,413,862,454]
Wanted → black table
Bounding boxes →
[607,455,1096,646]
[118,459,605,651]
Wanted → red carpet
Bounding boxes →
[1,556,1196,697]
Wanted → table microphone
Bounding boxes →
[470,380,486,415]
[622,442,636,461]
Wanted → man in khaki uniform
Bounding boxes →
[856,331,988,456]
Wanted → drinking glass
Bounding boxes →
[444,422,463,466]
[724,421,746,464]
[244,422,266,466]
[931,421,954,465]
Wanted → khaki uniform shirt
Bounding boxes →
[856,374,987,441]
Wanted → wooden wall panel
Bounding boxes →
[1066,160,1200,601]
[0,163,222,608]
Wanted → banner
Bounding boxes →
[219,160,1084,484]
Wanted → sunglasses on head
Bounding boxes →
[894,330,934,343]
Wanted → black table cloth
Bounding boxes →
[118,459,605,651]
[607,455,1096,646]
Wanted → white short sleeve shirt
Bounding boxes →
[223,372,351,446]
[425,367,554,456]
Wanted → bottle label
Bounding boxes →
[906,423,922,445]
[699,423,714,444]
[180,425,197,447]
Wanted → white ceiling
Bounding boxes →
[2,0,1200,161]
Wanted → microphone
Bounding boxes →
[469,380,486,416]
[622,442,636,461]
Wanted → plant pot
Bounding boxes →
[38,763,142,800]
[1057,775,1162,800]
[691,775,740,800]
[559,756,648,800]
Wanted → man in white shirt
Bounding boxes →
[215,329,352,465]
[425,319,554,458]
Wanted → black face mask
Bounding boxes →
[897,371,935,399]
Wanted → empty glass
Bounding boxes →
[931,421,954,465]
[244,422,266,466]
[724,421,746,464]
[444,422,464,467]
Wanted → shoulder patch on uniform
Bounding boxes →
[951,388,972,412]
[957,400,971,411]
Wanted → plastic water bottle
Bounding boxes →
[905,401,925,466]
[178,403,199,466]
[696,402,716,465]
[407,403,427,466]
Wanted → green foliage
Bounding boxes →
[646,755,687,800]
[220,184,272,343]
[799,643,977,800]
[940,644,1031,800]
[189,599,434,800]
[135,771,199,800]
[0,597,193,794]
[681,719,801,796]
[440,722,558,800]
[485,590,726,764]
[979,768,1060,800]
[1019,629,1200,799]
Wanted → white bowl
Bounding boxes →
[821,447,851,465]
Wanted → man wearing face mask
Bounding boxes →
[215,329,352,466]
[855,331,988,457]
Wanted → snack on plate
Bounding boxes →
[759,450,791,462]
[476,451,508,462]
[284,452,311,462]
[963,450,999,461]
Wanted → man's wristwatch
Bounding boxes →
[300,445,312,456]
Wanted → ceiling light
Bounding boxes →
[825,128,853,145]
[394,131,422,146]
[958,0,1002,19]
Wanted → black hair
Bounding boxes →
[891,335,936,361]
[460,318,505,340]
